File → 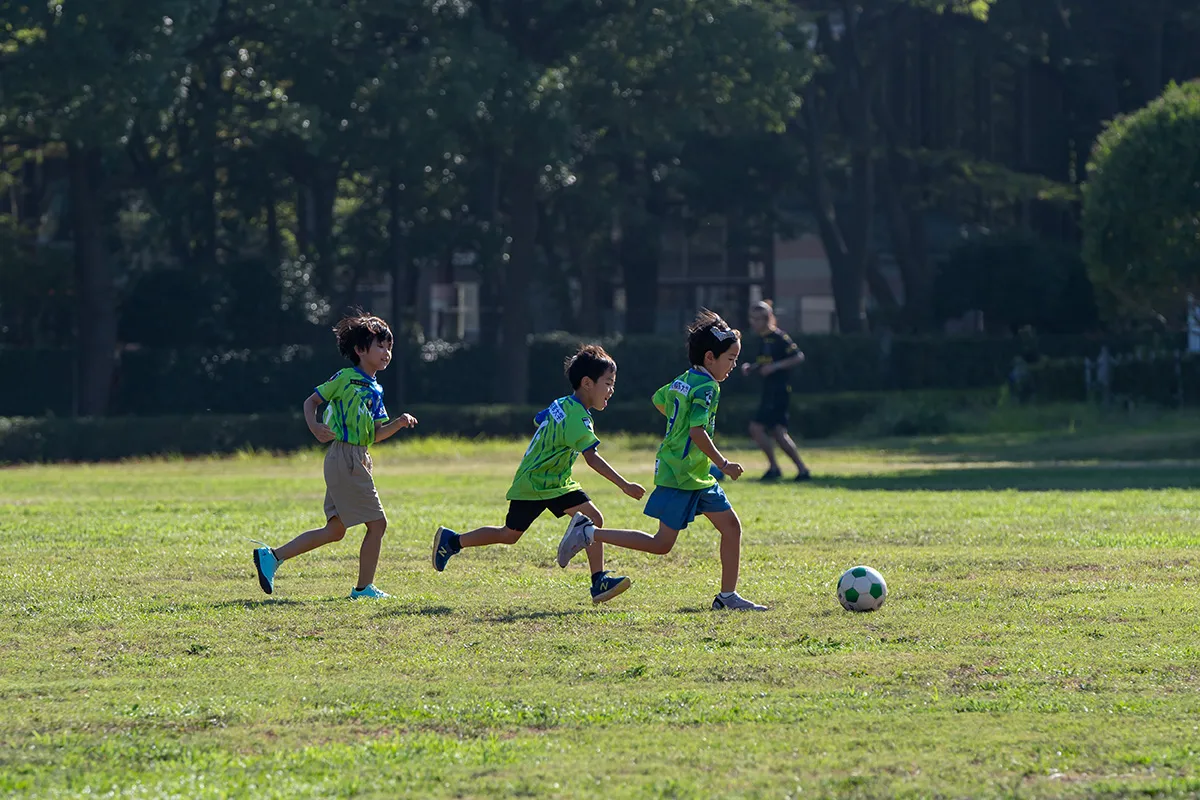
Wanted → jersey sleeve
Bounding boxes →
[371,392,389,422]
[565,408,600,453]
[687,383,719,428]
[652,383,670,410]
[315,369,346,401]
[779,331,800,358]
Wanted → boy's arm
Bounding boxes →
[374,413,418,443]
[304,393,335,443]
[583,448,646,500]
[688,426,743,480]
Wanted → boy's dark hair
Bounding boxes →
[333,311,393,365]
[687,309,741,366]
[565,344,617,389]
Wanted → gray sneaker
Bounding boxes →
[557,512,596,568]
[711,592,768,611]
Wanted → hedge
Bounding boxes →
[2,332,1170,417]
[0,390,991,464]
[1028,350,1200,406]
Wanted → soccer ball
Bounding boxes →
[837,565,887,612]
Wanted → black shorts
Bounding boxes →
[753,392,790,429]
[505,490,591,532]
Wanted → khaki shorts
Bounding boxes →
[323,441,385,527]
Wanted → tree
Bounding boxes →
[0,0,211,414]
[1082,81,1200,322]
[935,232,1098,334]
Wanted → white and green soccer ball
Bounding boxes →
[837,565,887,612]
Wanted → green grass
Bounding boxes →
[2,433,1200,798]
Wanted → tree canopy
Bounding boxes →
[1082,81,1200,322]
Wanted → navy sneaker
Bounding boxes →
[760,467,783,482]
[591,571,631,604]
[795,469,812,482]
[431,526,460,572]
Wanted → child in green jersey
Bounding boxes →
[251,312,418,600]
[557,310,767,611]
[431,345,650,604]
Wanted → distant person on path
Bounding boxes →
[741,300,811,481]
[252,312,417,599]
[431,345,647,604]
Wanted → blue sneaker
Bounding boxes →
[431,526,460,572]
[252,545,279,595]
[591,571,631,604]
[350,584,391,599]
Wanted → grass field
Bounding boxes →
[3,430,1200,798]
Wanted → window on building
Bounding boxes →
[430,281,480,341]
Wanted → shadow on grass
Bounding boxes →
[208,598,306,610]
[807,466,1200,492]
[371,604,453,618]
[868,429,1200,465]
[479,608,593,623]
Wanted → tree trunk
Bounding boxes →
[388,167,410,407]
[501,161,538,403]
[800,82,868,334]
[618,156,661,335]
[67,143,117,417]
[619,208,661,335]
[566,204,601,334]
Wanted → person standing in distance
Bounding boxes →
[741,300,811,482]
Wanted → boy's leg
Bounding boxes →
[457,525,525,547]
[274,516,348,562]
[356,516,387,590]
[456,499,540,548]
[749,421,781,474]
[772,426,809,474]
[704,508,766,610]
[563,501,606,575]
[593,522,680,555]
[562,501,634,604]
[703,509,742,593]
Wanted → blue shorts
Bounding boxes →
[643,483,732,531]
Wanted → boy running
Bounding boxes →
[557,310,768,611]
[252,312,417,599]
[431,345,648,604]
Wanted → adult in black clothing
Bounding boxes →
[740,300,811,481]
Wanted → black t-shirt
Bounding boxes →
[755,330,800,396]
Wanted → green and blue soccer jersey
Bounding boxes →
[315,367,389,446]
[652,369,720,491]
[506,395,600,501]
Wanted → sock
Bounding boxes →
[355,585,367,592]
[591,571,606,584]
[271,548,279,560]
[449,533,462,554]
[718,591,737,599]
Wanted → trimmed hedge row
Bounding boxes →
[3,332,1167,417]
[0,390,991,464]
[1028,351,1200,406]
